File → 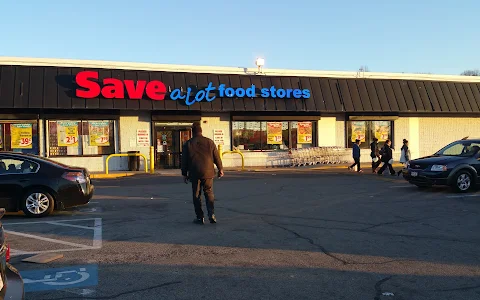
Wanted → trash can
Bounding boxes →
[127,151,140,171]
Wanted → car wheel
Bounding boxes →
[22,190,54,217]
[452,171,473,193]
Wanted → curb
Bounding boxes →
[90,173,136,179]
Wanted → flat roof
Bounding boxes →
[1,56,480,83]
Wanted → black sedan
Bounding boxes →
[0,208,24,299]
[0,152,94,217]
[403,138,480,192]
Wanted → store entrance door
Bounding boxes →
[154,124,192,169]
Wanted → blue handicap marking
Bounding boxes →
[21,265,98,293]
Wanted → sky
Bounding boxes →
[1,0,478,75]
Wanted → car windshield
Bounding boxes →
[435,141,480,157]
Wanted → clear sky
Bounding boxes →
[1,0,478,75]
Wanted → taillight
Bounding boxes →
[62,172,86,184]
[6,244,10,262]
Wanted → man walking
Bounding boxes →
[181,122,224,224]
[370,137,381,173]
[348,139,362,172]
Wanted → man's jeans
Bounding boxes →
[191,178,215,218]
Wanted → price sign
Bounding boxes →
[20,137,32,146]
[57,121,79,147]
[11,124,33,149]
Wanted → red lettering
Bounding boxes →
[75,70,168,101]
[124,80,147,99]
[101,78,124,99]
[76,71,100,98]
[146,81,166,101]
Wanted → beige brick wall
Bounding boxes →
[418,117,480,157]
[318,117,336,146]
[336,120,345,147]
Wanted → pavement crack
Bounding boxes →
[261,217,349,265]
[374,276,393,300]
[43,281,182,300]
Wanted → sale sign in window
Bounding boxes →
[57,121,79,147]
[11,124,33,149]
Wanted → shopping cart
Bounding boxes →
[288,147,350,167]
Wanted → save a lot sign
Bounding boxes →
[75,71,311,106]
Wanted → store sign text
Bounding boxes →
[75,71,311,106]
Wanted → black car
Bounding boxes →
[403,138,480,192]
[0,152,94,217]
[0,209,25,299]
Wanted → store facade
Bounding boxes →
[1,57,480,172]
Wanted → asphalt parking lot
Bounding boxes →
[4,169,480,300]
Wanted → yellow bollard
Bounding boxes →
[218,144,223,161]
[150,146,155,174]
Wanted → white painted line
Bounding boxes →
[5,230,91,249]
[4,218,97,226]
[46,222,94,230]
[92,218,102,249]
[10,247,99,256]
[389,185,412,188]
[446,194,480,198]
[89,202,99,204]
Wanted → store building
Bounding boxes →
[0,57,479,172]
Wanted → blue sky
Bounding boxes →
[1,0,478,75]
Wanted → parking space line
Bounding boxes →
[46,222,93,230]
[5,230,92,249]
[93,218,102,249]
[446,194,480,198]
[4,218,98,226]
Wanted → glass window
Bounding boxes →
[0,157,39,175]
[232,121,316,151]
[346,121,393,149]
[436,141,480,157]
[48,120,115,156]
[0,121,39,155]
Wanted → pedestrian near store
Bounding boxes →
[181,122,224,225]
[348,139,363,172]
[377,139,396,175]
[370,137,381,173]
[397,139,411,176]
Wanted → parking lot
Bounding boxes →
[4,169,480,300]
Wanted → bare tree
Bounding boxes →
[461,69,480,76]
[358,65,370,72]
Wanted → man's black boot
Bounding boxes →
[193,217,204,225]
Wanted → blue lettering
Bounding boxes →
[302,89,311,98]
[293,89,302,99]
[194,90,206,103]
[235,88,246,97]
[261,88,270,97]
[225,87,235,97]
[170,88,185,100]
[218,84,226,97]
[205,82,216,101]
[269,86,277,98]
[277,88,286,98]
[246,85,255,97]
[286,89,293,98]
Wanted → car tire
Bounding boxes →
[452,170,473,193]
[21,190,55,217]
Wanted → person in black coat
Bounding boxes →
[377,139,396,175]
[370,138,381,173]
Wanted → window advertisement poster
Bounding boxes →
[10,124,33,149]
[351,121,366,142]
[297,122,313,144]
[0,124,3,148]
[136,129,150,147]
[374,121,390,141]
[266,122,283,145]
[57,121,79,147]
[213,129,225,145]
[89,121,110,146]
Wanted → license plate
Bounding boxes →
[411,171,418,177]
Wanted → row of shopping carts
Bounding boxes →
[288,147,351,167]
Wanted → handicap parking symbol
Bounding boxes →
[21,265,98,293]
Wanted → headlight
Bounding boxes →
[430,165,447,172]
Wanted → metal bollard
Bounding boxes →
[218,144,223,160]
[150,146,155,174]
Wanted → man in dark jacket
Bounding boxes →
[348,139,362,172]
[181,122,224,224]
[370,138,381,173]
[377,139,395,175]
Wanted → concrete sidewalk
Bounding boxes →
[90,162,405,179]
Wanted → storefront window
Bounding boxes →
[347,121,393,149]
[232,121,316,151]
[47,120,115,156]
[0,121,39,155]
